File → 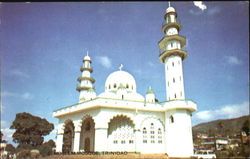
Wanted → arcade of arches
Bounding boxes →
[58,115,164,153]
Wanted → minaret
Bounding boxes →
[159,4,186,101]
[76,52,96,102]
[158,4,197,157]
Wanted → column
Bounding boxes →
[73,120,82,152]
[134,128,141,153]
[56,125,64,152]
[94,128,108,152]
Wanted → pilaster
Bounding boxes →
[73,120,82,152]
[94,128,108,152]
[55,124,64,152]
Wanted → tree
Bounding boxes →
[242,120,249,136]
[10,112,54,149]
[0,130,7,143]
[38,140,55,157]
[5,144,16,154]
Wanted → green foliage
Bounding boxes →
[193,115,250,136]
[16,149,30,159]
[5,144,16,154]
[10,112,54,147]
[0,130,7,143]
[242,120,249,136]
[38,140,55,157]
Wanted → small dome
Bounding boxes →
[166,6,175,13]
[146,89,155,94]
[84,55,91,61]
[105,70,136,93]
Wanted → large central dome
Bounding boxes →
[105,70,136,93]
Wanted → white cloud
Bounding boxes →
[215,102,249,118]
[189,9,203,15]
[194,101,249,121]
[207,6,220,15]
[194,110,213,120]
[21,92,33,99]
[225,56,242,65]
[96,56,112,69]
[147,61,155,67]
[2,91,33,100]
[10,70,30,79]
[133,69,143,75]
[1,120,7,127]
[1,128,15,143]
[0,103,4,112]
[193,1,207,11]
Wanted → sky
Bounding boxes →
[0,1,249,145]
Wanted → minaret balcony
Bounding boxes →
[82,59,91,63]
[162,22,181,33]
[164,11,177,20]
[76,86,92,92]
[158,34,186,50]
[159,49,187,63]
[77,76,95,83]
[80,67,93,73]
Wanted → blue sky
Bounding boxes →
[1,2,249,144]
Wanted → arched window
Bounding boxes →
[170,116,174,123]
[150,123,154,129]
[122,95,124,100]
[109,85,111,89]
[171,43,173,48]
[172,62,174,66]
[168,81,169,87]
[158,128,162,134]
[180,91,182,97]
[85,121,91,131]
[126,84,129,89]
[114,83,116,88]
[143,127,147,134]
[173,78,175,83]
[174,94,176,98]
[180,76,181,81]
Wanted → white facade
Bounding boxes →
[53,5,197,158]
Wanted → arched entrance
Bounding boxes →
[107,115,135,151]
[84,137,90,152]
[79,116,95,152]
[62,120,75,154]
[140,117,165,153]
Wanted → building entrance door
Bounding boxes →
[84,138,90,152]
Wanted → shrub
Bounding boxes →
[16,149,30,159]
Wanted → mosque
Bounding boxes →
[53,4,197,158]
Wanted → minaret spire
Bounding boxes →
[168,1,171,7]
[76,51,96,102]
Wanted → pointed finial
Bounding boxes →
[119,64,123,71]
[87,50,89,56]
[149,86,152,90]
[168,1,171,7]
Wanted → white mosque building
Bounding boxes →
[53,4,197,158]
